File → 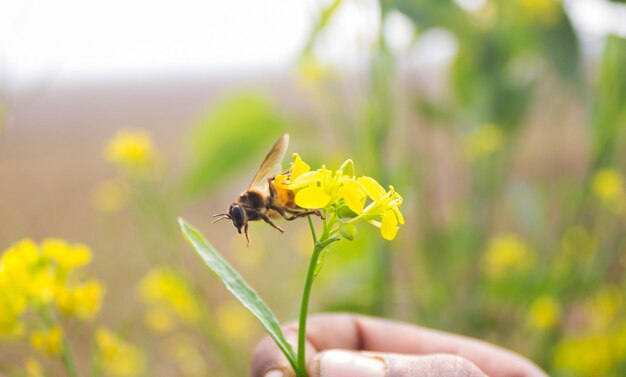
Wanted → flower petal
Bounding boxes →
[338,179,366,215]
[291,153,310,180]
[289,171,322,190]
[295,187,331,209]
[358,176,386,201]
[380,210,398,240]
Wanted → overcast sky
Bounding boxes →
[1,0,625,91]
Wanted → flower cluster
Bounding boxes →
[275,154,404,241]
[0,239,105,340]
[138,267,202,333]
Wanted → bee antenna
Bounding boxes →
[212,214,231,224]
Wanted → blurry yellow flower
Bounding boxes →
[138,267,201,326]
[464,123,504,162]
[163,335,208,377]
[57,279,105,321]
[92,180,129,213]
[104,129,155,169]
[517,0,561,25]
[554,334,613,377]
[593,168,626,212]
[41,239,92,270]
[144,306,176,333]
[527,296,560,331]
[216,300,254,341]
[482,234,534,279]
[25,358,44,377]
[297,53,333,89]
[96,327,145,377]
[30,326,63,357]
[587,285,623,332]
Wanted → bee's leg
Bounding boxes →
[281,208,325,220]
[258,212,284,233]
[244,224,251,247]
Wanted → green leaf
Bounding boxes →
[178,218,298,371]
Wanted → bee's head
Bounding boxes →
[212,204,246,233]
[228,204,246,233]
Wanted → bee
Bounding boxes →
[212,134,321,245]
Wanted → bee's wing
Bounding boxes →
[248,134,289,190]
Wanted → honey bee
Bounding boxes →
[212,134,321,245]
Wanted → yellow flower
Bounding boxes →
[163,335,208,377]
[41,239,92,271]
[463,123,504,162]
[286,155,405,241]
[96,328,145,377]
[25,358,44,377]
[30,326,63,357]
[482,234,534,279]
[587,285,623,332]
[57,279,105,321]
[138,267,201,327]
[104,129,155,169]
[92,180,129,213]
[216,300,254,341]
[593,168,625,212]
[554,334,614,376]
[517,0,561,25]
[527,296,560,331]
[144,306,176,333]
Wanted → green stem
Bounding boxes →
[297,216,321,377]
[60,338,80,377]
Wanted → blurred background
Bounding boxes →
[2,0,626,376]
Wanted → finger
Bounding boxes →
[310,350,486,377]
[251,327,317,377]
[253,313,546,377]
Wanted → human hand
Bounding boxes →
[251,313,547,377]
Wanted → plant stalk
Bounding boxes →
[297,216,322,377]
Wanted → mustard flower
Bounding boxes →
[482,233,534,279]
[285,154,404,241]
[24,358,45,377]
[592,168,626,212]
[57,279,105,321]
[463,123,504,162]
[138,267,201,328]
[96,327,146,377]
[30,326,63,357]
[527,296,560,331]
[104,129,155,169]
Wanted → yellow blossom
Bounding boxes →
[30,326,63,357]
[25,358,45,377]
[216,300,254,341]
[104,129,155,169]
[138,267,201,326]
[92,180,129,213]
[517,0,561,25]
[96,327,145,377]
[144,306,176,333]
[593,168,625,211]
[587,285,623,332]
[286,155,404,241]
[482,234,534,279]
[57,279,105,321]
[527,296,560,331]
[41,239,92,271]
[554,334,614,376]
[464,123,504,162]
[163,335,208,377]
